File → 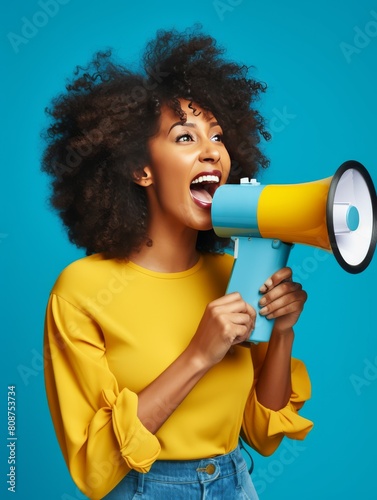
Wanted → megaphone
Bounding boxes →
[212,160,377,343]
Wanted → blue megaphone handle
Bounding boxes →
[226,237,293,343]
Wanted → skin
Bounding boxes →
[131,100,307,434]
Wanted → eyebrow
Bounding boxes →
[168,121,220,134]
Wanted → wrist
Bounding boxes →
[182,344,212,377]
[271,326,295,342]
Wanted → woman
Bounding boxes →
[42,27,313,499]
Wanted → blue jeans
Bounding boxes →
[103,446,259,499]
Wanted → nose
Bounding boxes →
[199,140,221,163]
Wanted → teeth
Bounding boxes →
[191,175,220,185]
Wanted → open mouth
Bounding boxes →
[189,170,221,209]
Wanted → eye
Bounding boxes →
[211,134,223,142]
[175,133,194,143]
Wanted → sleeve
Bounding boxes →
[241,354,314,457]
[44,294,161,499]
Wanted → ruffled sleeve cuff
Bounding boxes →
[242,358,314,456]
[102,388,161,472]
[256,398,313,441]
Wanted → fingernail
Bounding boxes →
[259,307,268,316]
[259,298,266,306]
[259,278,273,293]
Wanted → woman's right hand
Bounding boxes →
[188,292,256,367]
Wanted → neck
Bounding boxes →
[129,226,200,273]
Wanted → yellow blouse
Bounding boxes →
[44,252,313,499]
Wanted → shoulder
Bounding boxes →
[53,253,106,282]
[202,250,234,272]
[201,251,234,286]
[51,253,126,300]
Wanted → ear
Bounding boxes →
[133,167,153,187]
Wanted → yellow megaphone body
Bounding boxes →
[211,160,377,343]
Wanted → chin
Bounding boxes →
[194,220,213,232]
[185,205,213,231]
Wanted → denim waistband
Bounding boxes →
[128,446,246,484]
[104,446,259,499]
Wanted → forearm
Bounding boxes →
[137,347,210,434]
[255,327,294,411]
[137,292,255,434]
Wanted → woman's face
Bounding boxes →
[142,99,231,232]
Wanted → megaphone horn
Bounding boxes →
[211,160,377,342]
[327,161,377,273]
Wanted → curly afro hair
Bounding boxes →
[41,26,270,259]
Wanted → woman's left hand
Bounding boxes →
[258,267,307,334]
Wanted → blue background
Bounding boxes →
[1,0,376,498]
